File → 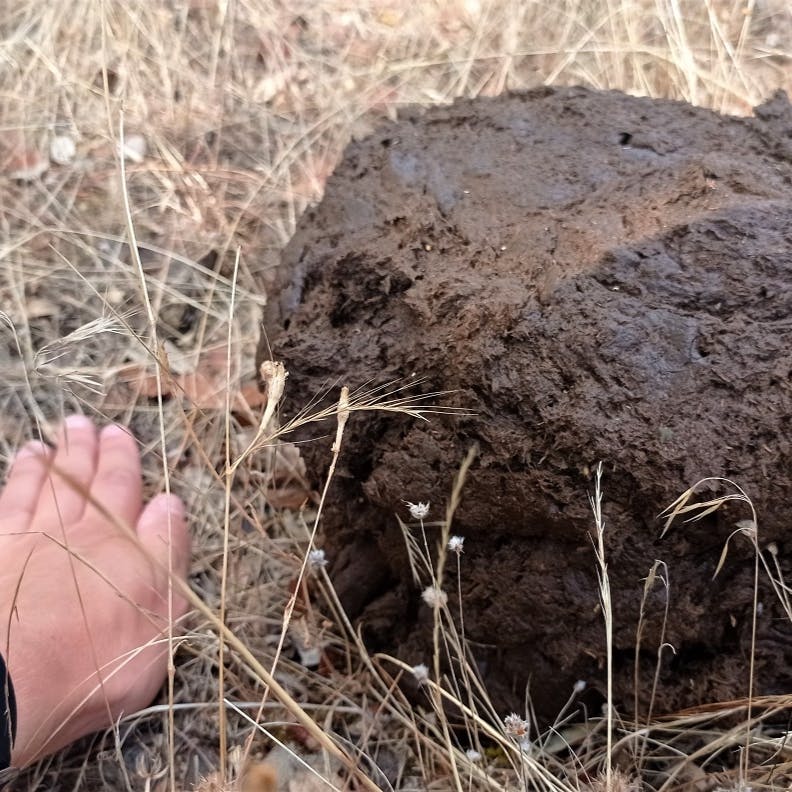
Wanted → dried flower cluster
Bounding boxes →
[411,663,429,683]
[504,713,530,738]
[404,500,430,520]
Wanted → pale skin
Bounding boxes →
[0,414,190,767]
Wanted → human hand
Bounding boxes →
[0,415,190,767]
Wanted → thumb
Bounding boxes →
[136,493,191,614]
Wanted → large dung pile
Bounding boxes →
[259,86,792,721]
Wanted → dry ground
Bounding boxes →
[1,1,791,790]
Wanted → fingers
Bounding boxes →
[1,415,191,615]
[85,424,143,529]
[136,493,191,616]
[41,415,100,525]
[0,441,55,528]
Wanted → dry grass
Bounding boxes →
[1,0,791,789]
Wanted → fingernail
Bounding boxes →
[102,423,133,440]
[64,414,94,431]
[163,494,185,518]
[15,440,49,461]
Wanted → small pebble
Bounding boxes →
[120,134,147,163]
[49,135,76,165]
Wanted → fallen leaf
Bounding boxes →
[24,297,58,320]
[260,441,314,508]
[241,762,278,792]
[264,486,312,509]
[117,344,267,412]
[1,134,49,180]
[256,746,341,792]
[117,349,314,506]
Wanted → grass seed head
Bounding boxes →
[421,586,448,608]
[259,360,288,404]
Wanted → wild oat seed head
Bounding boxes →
[448,535,465,554]
[259,360,288,403]
[411,663,429,683]
[308,549,327,568]
[504,713,530,738]
[735,518,757,538]
[405,500,430,520]
[421,586,448,608]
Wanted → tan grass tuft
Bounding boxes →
[1,1,790,790]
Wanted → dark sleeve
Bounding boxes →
[0,652,16,771]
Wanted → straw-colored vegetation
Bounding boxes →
[1,1,790,789]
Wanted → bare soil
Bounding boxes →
[264,85,792,723]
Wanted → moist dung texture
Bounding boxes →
[260,86,792,722]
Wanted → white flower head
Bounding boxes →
[448,535,465,554]
[411,663,429,683]
[421,586,448,608]
[308,549,327,569]
[404,500,430,520]
[504,713,530,738]
[465,748,482,762]
[573,679,587,694]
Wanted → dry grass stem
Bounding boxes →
[1,0,790,789]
